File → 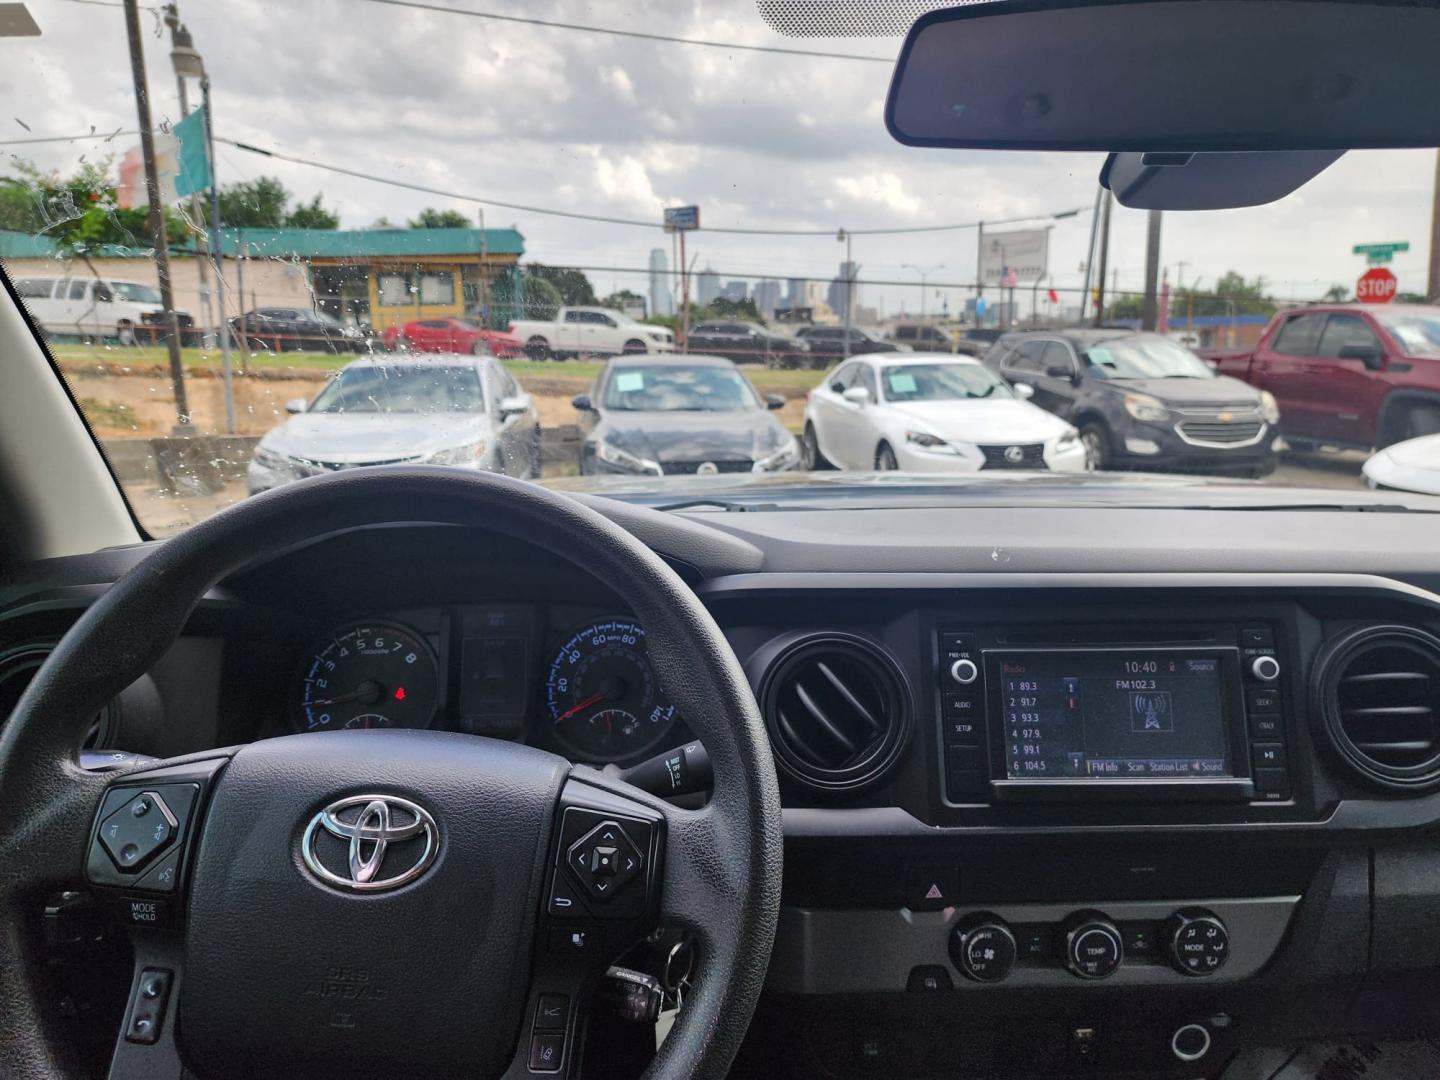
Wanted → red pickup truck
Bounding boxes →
[1204,304,1440,449]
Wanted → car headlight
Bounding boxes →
[753,438,801,472]
[251,445,290,471]
[428,440,488,466]
[1123,393,1170,423]
[1057,427,1080,449]
[905,430,954,450]
[1259,390,1281,425]
[594,439,663,475]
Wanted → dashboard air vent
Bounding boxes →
[0,641,114,747]
[1315,626,1440,792]
[759,635,909,792]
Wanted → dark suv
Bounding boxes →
[983,329,1281,476]
[793,325,898,367]
[684,320,809,367]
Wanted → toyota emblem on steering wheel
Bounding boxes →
[301,794,438,891]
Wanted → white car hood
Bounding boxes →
[889,399,1070,444]
[1364,433,1440,496]
[259,411,492,464]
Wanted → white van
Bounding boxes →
[12,276,193,345]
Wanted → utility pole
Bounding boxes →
[839,228,853,359]
[678,229,690,352]
[1078,186,1103,325]
[123,0,190,432]
[1429,149,1440,302]
[1141,209,1162,331]
[975,221,985,326]
[1092,190,1112,329]
[163,4,212,349]
[477,207,490,325]
[200,75,235,432]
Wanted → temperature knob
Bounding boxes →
[948,914,1017,983]
[1166,910,1230,977]
[1063,913,1123,980]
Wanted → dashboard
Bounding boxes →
[8,502,1440,1079]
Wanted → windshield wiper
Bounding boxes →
[653,498,778,513]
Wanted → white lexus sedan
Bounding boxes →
[801,353,1086,473]
[247,356,540,494]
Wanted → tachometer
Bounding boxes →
[293,622,438,732]
[545,619,677,760]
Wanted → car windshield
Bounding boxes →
[4,0,1437,533]
[1083,339,1216,380]
[1373,309,1440,357]
[601,366,759,411]
[109,282,162,303]
[882,364,1014,402]
[309,366,485,414]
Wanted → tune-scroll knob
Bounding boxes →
[949,658,980,685]
[1166,909,1230,977]
[1063,913,1123,980]
[1250,655,1281,682]
[948,914,1017,983]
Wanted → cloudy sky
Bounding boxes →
[4,0,1436,314]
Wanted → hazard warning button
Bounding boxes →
[907,868,959,911]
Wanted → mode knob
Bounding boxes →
[949,658,979,685]
[948,914,1017,983]
[1063,913,1123,980]
[1166,909,1230,977]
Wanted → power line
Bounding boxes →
[219,137,1086,237]
[352,0,894,63]
[1,130,137,147]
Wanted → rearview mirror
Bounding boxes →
[498,395,530,418]
[284,398,307,414]
[765,393,786,410]
[842,386,871,405]
[1338,344,1384,370]
[886,1,1440,152]
[1013,382,1035,400]
[571,393,594,412]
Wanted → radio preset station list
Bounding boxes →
[995,652,1231,780]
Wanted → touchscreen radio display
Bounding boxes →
[992,651,1232,780]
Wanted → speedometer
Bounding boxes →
[545,618,677,761]
[293,622,439,732]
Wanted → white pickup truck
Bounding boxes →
[508,306,675,360]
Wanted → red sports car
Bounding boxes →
[381,317,525,358]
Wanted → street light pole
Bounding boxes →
[902,263,946,319]
[201,74,235,434]
[163,5,213,350]
[123,0,190,432]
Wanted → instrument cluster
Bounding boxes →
[286,606,682,764]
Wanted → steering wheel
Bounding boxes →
[0,468,782,1080]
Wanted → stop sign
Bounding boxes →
[1357,267,1399,303]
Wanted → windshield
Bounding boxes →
[601,366,760,411]
[882,364,1014,402]
[109,282,162,303]
[1084,339,1216,380]
[309,366,485,414]
[4,0,1437,533]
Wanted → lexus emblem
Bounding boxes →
[1003,445,1025,464]
[696,461,719,475]
[301,794,438,892]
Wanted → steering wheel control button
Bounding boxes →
[1171,1023,1212,1063]
[566,820,643,901]
[1063,914,1124,980]
[1167,911,1231,976]
[950,915,1018,983]
[547,870,587,919]
[549,926,599,956]
[906,965,954,992]
[1250,654,1281,682]
[528,1033,565,1073]
[136,846,182,893]
[120,897,172,928]
[99,791,177,873]
[123,967,172,1045]
[533,993,569,1033]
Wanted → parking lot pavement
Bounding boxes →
[1265,449,1370,491]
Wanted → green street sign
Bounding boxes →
[1353,241,1410,257]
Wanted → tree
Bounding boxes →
[1169,271,1276,318]
[409,208,471,229]
[520,274,562,320]
[704,296,763,322]
[285,193,340,229]
[524,263,596,306]
[0,158,185,252]
[217,176,291,229]
[1104,294,1144,320]
[1322,284,1350,303]
[601,288,646,314]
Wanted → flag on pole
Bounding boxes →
[1047,288,1059,304]
[174,108,211,197]
[115,134,180,209]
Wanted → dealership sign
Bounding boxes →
[980,228,1049,285]
[663,206,700,231]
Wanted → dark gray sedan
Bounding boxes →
[573,355,800,476]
